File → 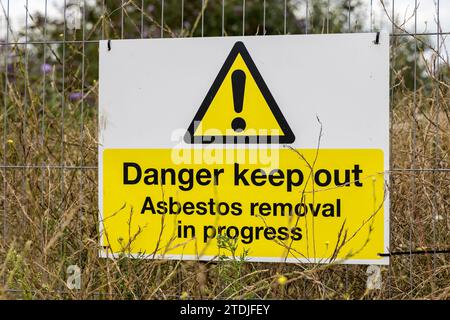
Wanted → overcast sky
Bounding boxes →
[1,0,449,61]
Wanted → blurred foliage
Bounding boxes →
[0,0,448,301]
[391,34,434,94]
[0,0,434,95]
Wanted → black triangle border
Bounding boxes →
[184,41,295,144]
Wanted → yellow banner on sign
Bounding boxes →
[101,148,386,263]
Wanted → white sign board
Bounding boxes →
[99,33,390,265]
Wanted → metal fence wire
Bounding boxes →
[0,0,448,299]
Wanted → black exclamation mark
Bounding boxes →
[231,69,246,132]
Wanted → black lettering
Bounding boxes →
[273,202,292,216]
[315,169,332,187]
[234,163,249,186]
[157,200,167,214]
[291,227,302,240]
[123,162,142,184]
[335,169,351,186]
[268,169,284,186]
[337,198,341,217]
[353,165,363,186]
[218,202,229,215]
[251,169,267,186]
[286,169,303,192]
[259,202,271,216]
[208,198,216,215]
[196,169,212,186]
[309,203,322,217]
[178,168,194,191]
[143,168,158,185]
[183,201,195,214]
[241,226,254,244]
[161,168,176,186]
[295,202,308,216]
[264,227,276,240]
[140,196,155,214]
[213,169,224,185]
[322,203,335,217]
[231,202,242,215]
[255,226,265,240]
[226,226,239,239]
[250,202,258,216]
[169,197,181,214]
[277,227,289,241]
[196,201,207,215]
[203,226,216,243]
[182,224,195,238]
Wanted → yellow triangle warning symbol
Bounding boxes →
[184,41,295,144]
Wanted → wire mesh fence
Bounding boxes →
[0,0,448,299]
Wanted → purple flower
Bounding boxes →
[40,63,53,74]
[6,63,15,80]
[68,92,82,102]
[6,63,14,73]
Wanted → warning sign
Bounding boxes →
[99,34,390,264]
[185,41,295,144]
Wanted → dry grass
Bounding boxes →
[0,4,449,300]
